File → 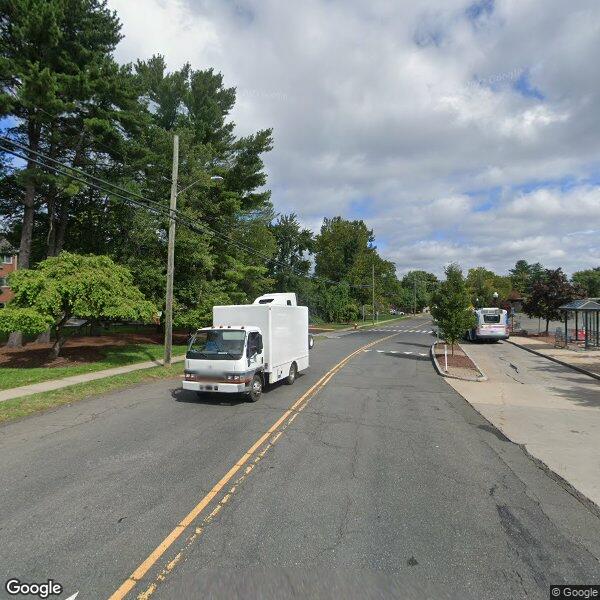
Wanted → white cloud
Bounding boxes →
[109,0,600,276]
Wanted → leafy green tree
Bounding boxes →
[401,270,438,312]
[314,217,374,282]
[430,264,475,354]
[347,251,401,310]
[312,216,406,317]
[127,58,275,321]
[311,282,358,323]
[509,260,544,296]
[466,267,511,306]
[0,252,155,356]
[509,260,531,295]
[523,268,584,334]
[268,213,314,292]
[0,0,129,267]
[0,0,147,346]
[571,268,600,297]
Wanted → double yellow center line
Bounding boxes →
[109,332,398,599]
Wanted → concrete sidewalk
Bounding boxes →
[509,335,600,378]
[445,341,600,510]
[0,355,185,403]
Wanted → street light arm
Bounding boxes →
[177,175,224,197]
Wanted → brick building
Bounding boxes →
[0,238,18,308]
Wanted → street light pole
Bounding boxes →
[164,134,179,366]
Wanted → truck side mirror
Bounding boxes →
[257,335,263,353]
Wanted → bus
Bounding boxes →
[466,308,509,342]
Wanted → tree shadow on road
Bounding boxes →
[531,371,600,409]
[499,353,600,409]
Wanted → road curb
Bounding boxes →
[506,339,600,382]
[452,388,600,518]
[430,341,487,382]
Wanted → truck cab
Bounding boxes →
[183,326,265,401]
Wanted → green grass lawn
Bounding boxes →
[312,314,410,330]
[0,362,184,424]
[0,343,188,391]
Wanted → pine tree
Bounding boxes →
[0,0,124,267]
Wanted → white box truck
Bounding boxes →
[182,293,313,402]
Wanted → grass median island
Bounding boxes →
[0,362,184,425]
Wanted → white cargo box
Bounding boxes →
[213,303,309,375]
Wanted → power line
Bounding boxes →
[0,138,373,289]
[1,90,374,289]
[0,137,228,241]
[3,86,133,166]
[0,135,181,221]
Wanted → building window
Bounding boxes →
[2,255,12,264]
[0,277,7,287]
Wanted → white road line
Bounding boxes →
[404,351,413,354]
[419,353,427,356]
[376,350,385,353]
[363,349,371,352]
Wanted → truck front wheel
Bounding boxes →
[285,362,297,385]
[247,374,263,402]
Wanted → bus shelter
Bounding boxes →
[559,299,600,349]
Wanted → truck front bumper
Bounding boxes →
[182,380,248,393]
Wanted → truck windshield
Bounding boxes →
[187,330,246,360]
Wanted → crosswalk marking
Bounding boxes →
[366,328,434,333]
[363,348,431,357]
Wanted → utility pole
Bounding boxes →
[372,263,375,325]
[164,134,179,366]
[413,276,417,315]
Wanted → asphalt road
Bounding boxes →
[1,317,600,600]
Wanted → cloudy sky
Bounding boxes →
[109,0,600,276]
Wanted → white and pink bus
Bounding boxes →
[466,308,509,342]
